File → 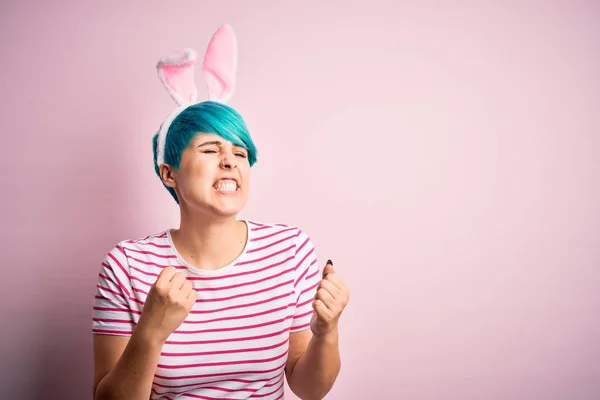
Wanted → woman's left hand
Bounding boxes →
[311,260,350,337]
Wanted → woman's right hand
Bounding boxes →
[137,266,196,345]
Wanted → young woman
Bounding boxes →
[92,25,350,400]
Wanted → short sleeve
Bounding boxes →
[92,244,136,336]
[290,229,322,332]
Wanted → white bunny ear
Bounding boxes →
[155,25,239,168]
[157,48,199,106]
[202,24,238,103]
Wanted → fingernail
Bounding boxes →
[327,259,333,266]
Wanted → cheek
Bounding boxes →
[241,169,251,188]
[182,161,214,187]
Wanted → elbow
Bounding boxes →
[301,391,331,400]
[290,384,334,400]
[93,379,113,400]
[93,386,106,400]
[92,383,100,400]
[93,378,106,400]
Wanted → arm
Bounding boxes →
[285,328,341,400]
[285,261,350,400]
[93,328,162,400]
[92,265,196,399]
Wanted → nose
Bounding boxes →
[220,150,237,170]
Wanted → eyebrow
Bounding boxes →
[197,140,248,151]
[197,140,222,148]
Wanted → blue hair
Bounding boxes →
[152,101,258,204]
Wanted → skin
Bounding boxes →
[93,133,350,400]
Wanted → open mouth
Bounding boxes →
[213,179,239,193]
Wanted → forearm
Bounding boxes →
[94,327,163,400]
[288,330,341,400]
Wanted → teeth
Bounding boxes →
[214,179,238,192]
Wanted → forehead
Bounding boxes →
[191,132,224,143]
[188,132,248,151]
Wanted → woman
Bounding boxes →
[92,25,350,400]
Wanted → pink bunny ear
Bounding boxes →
[157,48,199,106]
[202,24,238,103]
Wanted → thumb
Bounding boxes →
[323,259,335,277]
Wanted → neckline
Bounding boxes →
[166,220,252,276]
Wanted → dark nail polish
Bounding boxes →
[327,259,333,266]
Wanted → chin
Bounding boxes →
[209,198,247,218]
[183,189,248,218]
[211,205,244,217]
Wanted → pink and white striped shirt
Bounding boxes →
[92,221,321,400]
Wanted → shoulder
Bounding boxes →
[246,220,307,239]
[246,220,315,252]
[117,230,171,253]
[101,230,172,268]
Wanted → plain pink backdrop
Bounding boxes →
[1,1,599,399]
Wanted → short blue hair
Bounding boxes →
[152,101,258,203]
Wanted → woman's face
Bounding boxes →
[164,133,251,218]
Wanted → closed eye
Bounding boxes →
[201,148,247,158]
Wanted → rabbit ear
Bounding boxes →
[157,48,199,106]
[202,24,238,103]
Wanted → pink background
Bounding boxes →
[1,1,599,399]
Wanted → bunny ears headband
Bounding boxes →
[155,24,238,167]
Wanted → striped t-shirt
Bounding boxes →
[92,221,321,400]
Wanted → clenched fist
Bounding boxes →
[137,266,196,344]
[311,260,350,337]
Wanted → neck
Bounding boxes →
[172,206,247,270]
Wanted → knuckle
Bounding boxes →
[166,290,178,302]
[154,283,168,295]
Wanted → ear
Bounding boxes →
[157,48,199,106]
[159,163,177,189]
[201,24,238,103]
